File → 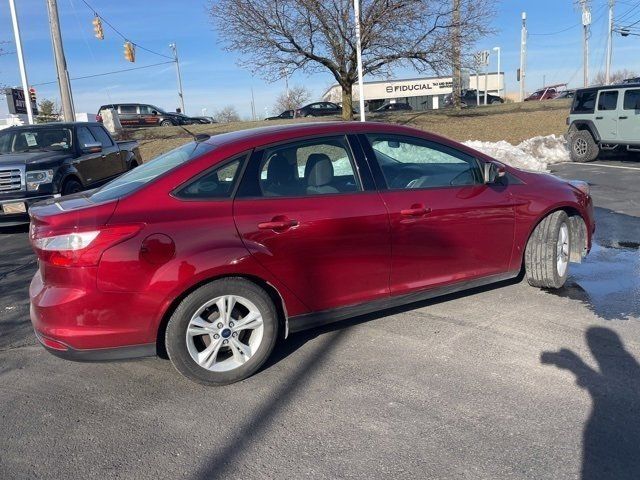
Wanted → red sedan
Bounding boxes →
[28,122,594,385]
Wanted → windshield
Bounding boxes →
[0,128,73,154]
[89,141,215,203]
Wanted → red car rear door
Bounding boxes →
[233,135,391,313]
[360,133,516,296]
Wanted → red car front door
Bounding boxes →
[233,135,391,313]
[362,133,516,296]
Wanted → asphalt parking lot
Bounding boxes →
[1,159,639,480]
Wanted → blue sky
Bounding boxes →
[0,0,639,118]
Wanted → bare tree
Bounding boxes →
[209,0,495,120]
[273,85,311,112]
[592,69,638,86]
[214,105,241,123]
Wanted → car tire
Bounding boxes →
[61,179,82,196]
[129,160,139,170]
[160,120,174,127]
[490,99,501,104]
[165,278,279,386]
[569,130,599,163]
[524,210,571,289]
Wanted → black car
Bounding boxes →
[444,90,504,107]
[0,122,140,226]
[295,102,342,117]
[97,103,188,127]
[266,110,294,120]
[374,102,413,112]
[173,113,216,125]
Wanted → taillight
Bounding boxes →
[31,224,142,267]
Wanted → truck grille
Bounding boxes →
[0,169,23,192]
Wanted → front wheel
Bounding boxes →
[525,211,571,289]
[160,120,173,127]
[570,130,599,162]
[61,179,82,196]
[165,278,279,386]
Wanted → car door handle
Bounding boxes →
[400,204,431,217]
[619,116,628,120]
[595,116,603,120]
[258,217,298,231]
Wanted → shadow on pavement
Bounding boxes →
[541,327,640,479]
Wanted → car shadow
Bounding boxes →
[541,327,640,479]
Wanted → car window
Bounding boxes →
[0,128,72,153]
[572,91,597,113]
[77,126,97,147]
[597,91,619,111]
[89,142,215,203]
[623,89,640,110]
[175,157,242,200]
[119,105,137,114]
[89,126,114,147]
[251,136,361,197]
[366,134,483,189]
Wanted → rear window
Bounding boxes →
[623,89,640,110]
[572,90,597,113]
[89,141,215,203]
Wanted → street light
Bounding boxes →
[493,46,501,99]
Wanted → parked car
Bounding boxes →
[566,82,640,162]
[174,114,216,125]
[266,110,295,120]
[443,90,504,107]
[0,122,139,226]
[29,122,594,385]
[96,103,188,127]
[554,90,576,100]
[295,102,342,117]
[374,102,413,112]
[524,84,568,102]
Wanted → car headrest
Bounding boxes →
[266,154,296,185]
[306,154,334,187]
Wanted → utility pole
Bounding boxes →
[46,0,75,121]
[606,0,615,84]
[353,0,366,121]
[169,43,185,114]
[8,0,34,124]
[493,46,501,99]
[519,12,527,102]
[452,0,462,110]
[579,0,592,87]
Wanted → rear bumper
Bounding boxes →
[29,269,160,359]
[0,193,59,226]
[35,331,155,362]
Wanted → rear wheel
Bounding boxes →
[165,278,279,385]
[525,211,571,289]
[160,120,173,127]
[570,130,599,162]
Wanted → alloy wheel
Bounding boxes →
[556,223,570,277]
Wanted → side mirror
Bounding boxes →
[484,162,506,184]
[82,142,102,154]
[152,110,158,115]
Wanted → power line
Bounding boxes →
[530,3,607,36]
[616,0,640,21]
[32,61,174,86]
[79,0,173,60]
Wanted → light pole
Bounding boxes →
[169,43,185,114]
[353,0,366,121]
[493,46,501,98]
[8,0,34,124]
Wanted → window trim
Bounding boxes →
[171,151,251,202]
[360,133,486,192]
[235,134,367,200]
[596,90,619,111]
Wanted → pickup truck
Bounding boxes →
[0,122,140,226]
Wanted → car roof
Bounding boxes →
[575,82,640,93]
[202,121,447,149]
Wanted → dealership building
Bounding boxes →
[322,73,504,111]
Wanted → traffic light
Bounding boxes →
[92,16,104,40]
[124,41,135,62]
[28,87,36,104]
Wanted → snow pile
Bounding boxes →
[463,134,570,172]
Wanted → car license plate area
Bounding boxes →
[2,202,27,214]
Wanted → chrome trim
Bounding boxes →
[0,164,25,193]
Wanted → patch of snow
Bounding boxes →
[463,134,570,172]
